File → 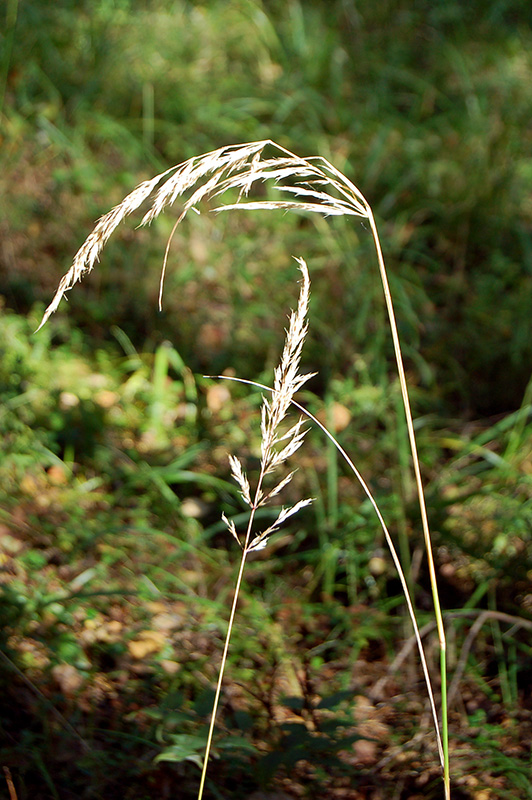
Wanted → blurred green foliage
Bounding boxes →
[2,0,532,412]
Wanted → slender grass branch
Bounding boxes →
[367,209,449,797]
[215,373,445,770]
[197,544,249,800]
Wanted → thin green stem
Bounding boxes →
[197,542,249,800]
[197,462,266,800]
[367,210,449,798]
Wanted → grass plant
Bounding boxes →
[198,258,315,799]
[40,140,449,797]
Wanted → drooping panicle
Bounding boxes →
[39,141,370,330]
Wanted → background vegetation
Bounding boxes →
[1,1,531,797]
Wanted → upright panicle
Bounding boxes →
[199,260,314,800]
[221,258,314,555]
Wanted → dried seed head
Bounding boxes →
[260,259,315,473]
[39,140,370,329]
[225,258,315,552]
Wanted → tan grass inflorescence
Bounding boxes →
[38,140,367,328]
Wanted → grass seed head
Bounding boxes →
[39,141,370,330]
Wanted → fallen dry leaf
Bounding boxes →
[52,664,84,696]
[316,402,351,433]
[206,383,231,413]
[128,630,166,660]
